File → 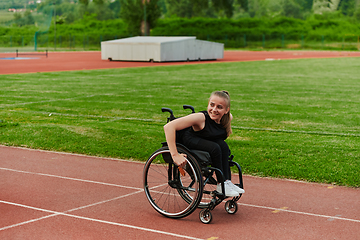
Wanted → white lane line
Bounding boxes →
[0,167,142,191]
[2,167,358,236]
[0,145,145,165]
[0,200,204,240]
[2,167,359,224]
[239,203,360,223]
[0,190,144,231]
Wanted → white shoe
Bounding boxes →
[226,180,245,194]
[216,181,239,197]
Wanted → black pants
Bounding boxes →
[183,137,230,181]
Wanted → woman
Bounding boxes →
[164,91,244,197]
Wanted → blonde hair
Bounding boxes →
[210,91,232,136]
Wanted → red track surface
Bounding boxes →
[1,50,360,74]
[0,146,359,239]
[1,51,359,239]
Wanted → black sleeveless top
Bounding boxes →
[181,111,227,143]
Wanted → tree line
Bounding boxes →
[1,0,360,36]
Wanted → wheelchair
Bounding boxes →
[143,105,244,224]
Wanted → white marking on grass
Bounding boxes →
[1,95,96,107]
[232,126,360,137]
[5,110,360,136]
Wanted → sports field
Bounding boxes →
[0,51,359,239]
[0,51,359,187]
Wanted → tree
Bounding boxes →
[212,0,234,18]
[24,10,35,25]
[120,0,161,36]
[354,0,360,20]
[248,0,270,17]
[237,0,249,11]
[165,0,235,18]
[79,0,89,6]
[312,0,341,14]
[282,0,303,18]
[165,0,193,18]
[91,0,115,20]
[339,0,356,16]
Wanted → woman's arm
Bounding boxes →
[163,112,205,168]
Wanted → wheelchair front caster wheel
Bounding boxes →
[225,200,238,214]
[199,209,212,224]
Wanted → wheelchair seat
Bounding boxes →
[161,141,211,166]
[190,149,212,166]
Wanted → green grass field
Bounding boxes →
[0,57,359,187]
[0,10,14,23]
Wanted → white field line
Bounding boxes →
[8,110,163,123]
[6,110,360,136]
[232,126,360,137]
[1,95,96,108]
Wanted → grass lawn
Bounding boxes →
[0,10,14,23]
[0,57,359,187]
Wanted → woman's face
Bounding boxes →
[207,95,229,124]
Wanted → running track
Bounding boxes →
[1,50,360,74]
[1,51,359,239]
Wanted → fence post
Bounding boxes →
[244,34,246,47]
[322,35,324,48]
[10,36,12,47]
[34,32,38,51]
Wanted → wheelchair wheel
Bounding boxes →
[225,200,238,214]
[143,145,203,219]
[199,209,212,224]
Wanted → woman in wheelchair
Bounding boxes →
[163,90,245,197]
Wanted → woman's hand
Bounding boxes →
[172,153,187,168]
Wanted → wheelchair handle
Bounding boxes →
[161,107,173,114]
[161,107,175,122]
[183,105,195,113]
